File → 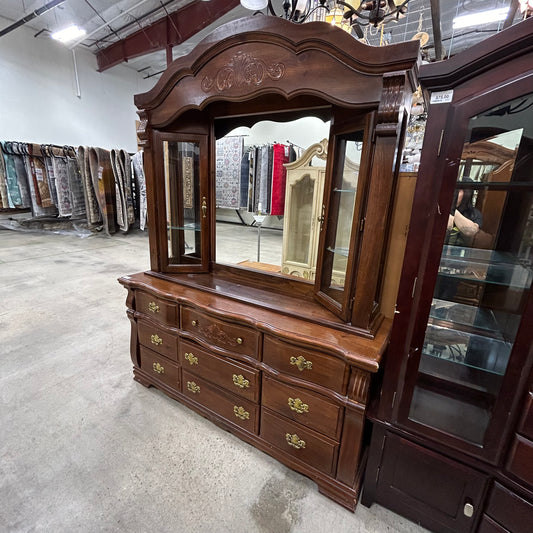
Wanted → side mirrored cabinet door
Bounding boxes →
[157,134,209,272]
[315,124,366,323]
[400,91,533,456]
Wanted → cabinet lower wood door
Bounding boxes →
[263,335,346,393]
[374,430,488,533]
[260,407,339,476]
[505,435,533,486]
[181,307,260,358]
[182,370,259,434]
[137,319,179,362]
[261,376,342,438]
[178,339,259,402]
[139,345,180,390]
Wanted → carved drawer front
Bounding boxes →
[135,290,177,325]
[260,407,338,476]
[262,376,342,439]
[179,339,260,402]
[139,345,180,390]
[138,319,179,361]
[181,307,260,358]
[484,482,533,533]
[518,391,533,440]
[263,336,346,394]
[182,370,259,434]
[505,434,533,486]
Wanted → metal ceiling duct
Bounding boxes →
[0,0,67,38]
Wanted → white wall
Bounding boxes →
[0,16,155,153]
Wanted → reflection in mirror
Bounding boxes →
[214,117,330,279]
[164,140,202,265]
[409,92,533,445]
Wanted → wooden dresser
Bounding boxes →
[120,271,391,510]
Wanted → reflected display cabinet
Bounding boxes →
[362,18,533,533]
[119,16,419,510]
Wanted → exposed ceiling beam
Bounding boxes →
[95,0,240,72]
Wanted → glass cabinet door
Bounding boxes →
[315,129,364,321]
[401,92,533,453]
[159,134,209,272]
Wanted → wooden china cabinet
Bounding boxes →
[362,18,533,533]
[119,16,419,510]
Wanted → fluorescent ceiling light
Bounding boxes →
[51,25,86,43]
[453,7,509,29]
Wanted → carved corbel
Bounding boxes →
[136,110,151,149]
[375,73,409,138]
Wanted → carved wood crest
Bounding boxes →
[198,322,239,347]
[201,51,285,93]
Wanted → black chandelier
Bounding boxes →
[240,0,411,37]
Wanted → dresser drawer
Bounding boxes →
[263,336,346,394]
[136,290,177,325]
[260,407,338,476]
[262,376,342,438]
[179,339,260,402]
[181,307,260,359]
[138,320,179,361]
[519,391,533,440]
[477,515,508,533]
[506,434,533,486]
[485,482,533,533]
[182,370,259,434]
[139,345,180,391]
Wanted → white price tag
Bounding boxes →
[98,166,103,180]
[430,90,454,104]
[35,168,44,181]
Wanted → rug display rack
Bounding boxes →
[0,141,146,235]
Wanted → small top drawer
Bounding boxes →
[181,307,260,359]
[518,391,533,441]
[262,376,342,438]
[505,434,533,487]
[138,319,179,362]
[485,482,533,533]
[179,339,260,402]
[136,290,177,325]
[262,336,346,394]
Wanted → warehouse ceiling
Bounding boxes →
[0,0,528,80]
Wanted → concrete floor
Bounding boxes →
[0,226,428,533]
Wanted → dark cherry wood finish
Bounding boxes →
[363,17,533,533]
[122,15,420,510]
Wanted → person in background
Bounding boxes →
[447,177,482,247]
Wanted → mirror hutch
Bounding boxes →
[362,18,533,533]
[119,16,419,510]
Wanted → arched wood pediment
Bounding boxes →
[135,16,420,128]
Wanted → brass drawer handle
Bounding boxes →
[152,362,164,374]
[286,433,306,450]
[236,337,243,345]
[191,320,197,326]
[232,374,250,389]
[148,301,160,313]
[290,355,312,372]
[233,406,250,420]
[187,381,200,394]
[151,334,163,346]
[288,397,309,414]
[184,352,198,365]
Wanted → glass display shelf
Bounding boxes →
[326,246,350,257]
[333,188,357,193]
[167,223,201,232]
[422,322,512,376]
[440,246,533,289]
